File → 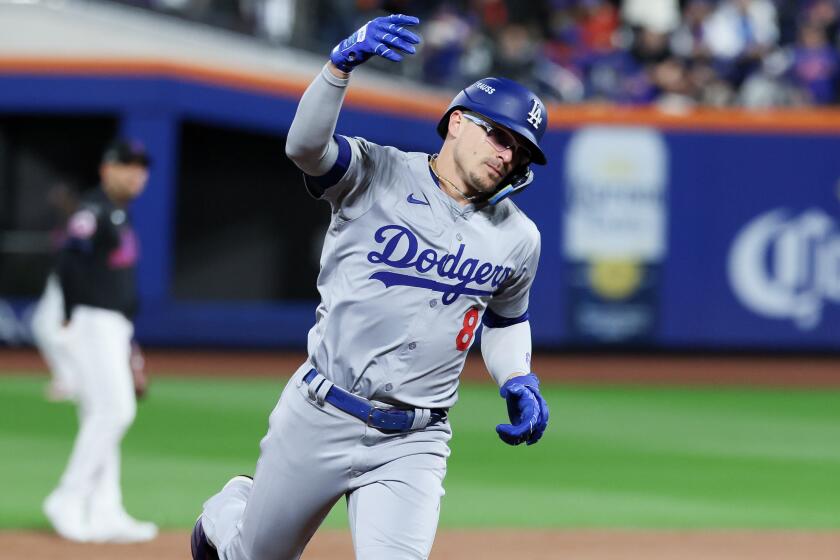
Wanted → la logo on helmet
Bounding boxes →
[527,99,542,129]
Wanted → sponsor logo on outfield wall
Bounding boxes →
[563,127,668,343]
[728,208,840,330]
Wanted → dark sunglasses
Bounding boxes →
[462,112,531,162]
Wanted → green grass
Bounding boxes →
[1,374,839,530]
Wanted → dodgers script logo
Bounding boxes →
[367,225,512,304]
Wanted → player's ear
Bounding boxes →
[447,110,465,139]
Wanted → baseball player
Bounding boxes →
[43,140,157,543]
[192,13,549,560]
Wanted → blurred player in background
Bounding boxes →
[31,183,80,402]
[43,139,156,543]
[192,13,549,560]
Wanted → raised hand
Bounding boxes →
[330,14,421,73]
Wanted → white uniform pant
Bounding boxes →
[30,274,78,397]
[202,362,452,560]
[52,306,137,519]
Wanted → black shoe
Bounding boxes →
[191,516,219,560]
[191,475,253,559]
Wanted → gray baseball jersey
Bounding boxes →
[200,66,542,560]
[306,135,540,409]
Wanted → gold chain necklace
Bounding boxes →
[429,155,478,203]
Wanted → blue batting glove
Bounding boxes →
[330,14,421,73]
[496,373,550,446]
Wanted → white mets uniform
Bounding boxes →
[201,67,540,560]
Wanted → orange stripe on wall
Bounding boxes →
[3,57,840,133]
[0,57,448,119]
[551,103,840,133]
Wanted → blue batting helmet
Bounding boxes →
[437,77,548,165]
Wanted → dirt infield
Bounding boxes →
[3,348,840,386]
[4,529,840,559]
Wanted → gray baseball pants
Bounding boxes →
[201,362,452,560]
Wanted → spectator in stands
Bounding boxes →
[120,0,840,107]
[252,0,297,44]
[687,59,736,106]
[578,0,620,54]
[705,0,780,60]
[459,22,495,84]
[491,23,541,87]
[536,3,587,102]
[622,0,680,35]
[803,0,840,46]
[670,0,716,61]
[470,0,510,33]
[421,3,474,86]
[704,0,780,86]
[789,21,839,104]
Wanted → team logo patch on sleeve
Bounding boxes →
[67,209,97,239]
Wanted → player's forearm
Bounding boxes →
[285,63,350,176]
[480,320,533,387]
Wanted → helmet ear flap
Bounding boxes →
[488,166,534,205]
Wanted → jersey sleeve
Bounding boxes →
[484,223,541,326]
[57,202,120,320]
[304,135,393,218]
[58,205,99,320]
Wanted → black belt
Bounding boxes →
[302,369,447,433]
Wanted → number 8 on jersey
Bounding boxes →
[456,308,480,351]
